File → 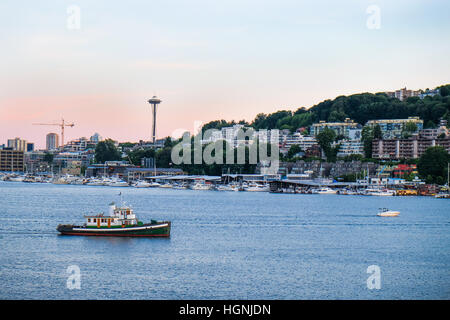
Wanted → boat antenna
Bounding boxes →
[119,192,124,207]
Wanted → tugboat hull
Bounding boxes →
[57,222,171,237]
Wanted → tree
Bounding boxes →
[43,152,54,164]
[361,126,374,159]
[404,121,418,133]
[417,146,450,185]
[373,124,383,140]
[287,144,303,159]
[316,128,336,161]
[94,139,122,163]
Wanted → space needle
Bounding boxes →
[147,96,162,144]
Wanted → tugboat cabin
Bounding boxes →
[84,202,138,228]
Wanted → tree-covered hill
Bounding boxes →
[202,84,450,133]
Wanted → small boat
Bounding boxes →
[192,183,211,190]
[57,201,171,237]
[313,187,337,194]
[107,178,129,187]
[133,180,151,188]
[159,183,173,188]
[244,183,270,192]
[148,182,161,188]
[366,188,395,196]
[377,208,400,217]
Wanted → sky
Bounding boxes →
[1,0,450,149]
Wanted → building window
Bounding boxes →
[88,219,91,222]
[93,219,96,222]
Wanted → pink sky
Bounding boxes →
[1,0,450,149]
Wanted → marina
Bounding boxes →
[1,172,448,198]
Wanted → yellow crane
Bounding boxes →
[33,118,75,147]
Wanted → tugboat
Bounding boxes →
[57,201,171,237]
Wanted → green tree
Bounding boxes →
[316,128,336,161]
[361,126,374,159]
[417,146,450,184]
[43,152,54,164]
[373,124,383,140]
[287,144,303,159]
[95,139,122,164]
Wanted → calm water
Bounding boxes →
[0,181,449,299]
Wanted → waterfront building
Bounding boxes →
[7,137,27,152]
[46,133,59,150]
[418,120,449,139]
[372,136,450,159]
[336,140,364,158]
[125,167,184,182]
[24,150,50,173]
[53,151,94,168]
[0,148,25,172]
[279,132,318,153]
[366,116,423,139]
[311,118,359,138]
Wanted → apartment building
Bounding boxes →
[0,148,25,172]
[366,117,423,139]
[311,118,359,138]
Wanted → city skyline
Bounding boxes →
[1,0,450,149]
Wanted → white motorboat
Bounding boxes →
[244,183,270,192]
[133,180,151,188]
[192,183,211,190]
[366,188,395,196]
[148,182,161,188]
[159,183,173,188]
[377,208,400,217]
[314,187,337,194]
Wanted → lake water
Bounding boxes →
[0,181,449,299]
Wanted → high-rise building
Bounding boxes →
[7,137,27,152]
[0,148,25,172]
[46,133,59,150]
[26,143,34,152]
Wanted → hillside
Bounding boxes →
[202,84,450,132]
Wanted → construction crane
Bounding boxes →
[33,118,75,147]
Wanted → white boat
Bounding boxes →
[377,208,400,217]
[159,183,173,188]
[173,184,187,190]
[366,188,395,196]
[8,175,25,182]
[108,180,129,187]
[216,184,233,191]
[313,187,337,194]
[148,182,161,188]
[133,180,151,188]
[86,178,105,186]
[244,183,270,192]
[192,183,211,190]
